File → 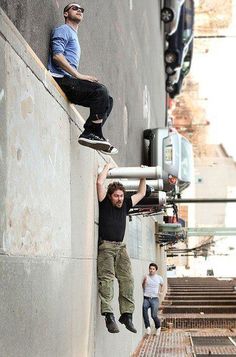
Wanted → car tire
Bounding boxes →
[143,129,154,140]
[166,81,175,94]
[161,7,174,23]
[165,50,177,65]
[165,66,175,75]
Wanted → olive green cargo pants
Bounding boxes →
[97,241,135,315]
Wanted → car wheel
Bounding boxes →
[143,129,154,140]
[166,81,175,94]
[165,51,177,65]
[165,66,175,75]
[161,7,174,23]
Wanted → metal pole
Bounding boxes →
[170,198,236,204]
[187,227,236,236]
[194,35,227,39]
[98,166,162,179]
[195,35,236,39]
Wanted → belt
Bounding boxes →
[144,296,158,299]
[99,240,123,246]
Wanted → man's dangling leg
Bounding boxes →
[79,86,117,153]
[115,245,137,333]
[97,243,120,333]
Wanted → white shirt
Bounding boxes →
[143,274,163,298]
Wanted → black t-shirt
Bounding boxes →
[98,196,133,242]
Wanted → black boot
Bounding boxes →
[105,313,120,333]
[119,313,137,333]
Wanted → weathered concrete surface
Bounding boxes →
[0,255,96,357]
[0,8,165,357]
[4,45,71,256]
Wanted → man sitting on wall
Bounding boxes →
[48,3,117,154]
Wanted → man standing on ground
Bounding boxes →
[142,263,164,335]
[48,3,117,154]
[97,163,146,333]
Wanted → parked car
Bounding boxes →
[161,0,185,36]
[166,72,186,98]
[166,39,193,97]
[143,127,194,193]
[166,38,193,83]
[164,0,194,72]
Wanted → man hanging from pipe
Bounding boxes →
[97,162,146,333]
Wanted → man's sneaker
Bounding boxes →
[105,313,120,333]
[78,132,110,151]
[146,327,151,335]
[100,145,119,155]
[119,313,137,333]
[155,327,161,336]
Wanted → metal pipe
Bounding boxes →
[187,227,236,236]
[98,166,162,179]
[121,179,163,191]
[170,198,236,204]
[134,191,167,207]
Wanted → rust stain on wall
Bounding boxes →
[21,95,34,119]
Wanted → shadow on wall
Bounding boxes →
[0,0,63,65]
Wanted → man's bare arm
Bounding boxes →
[52,53,98,82]
[131,178,146,207]
[159,283,164,294]
[97,163,114,202]
[142,275,147,289]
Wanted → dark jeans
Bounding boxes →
[142,297,161,329]
[54,76,113,132]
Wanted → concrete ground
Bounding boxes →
[132,329,194,357]
[132,328,236,357]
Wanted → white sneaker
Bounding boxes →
[155,327,161,336]
[146,327,151,335]
[100,145,118,155]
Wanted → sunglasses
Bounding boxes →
[68,5,84,13]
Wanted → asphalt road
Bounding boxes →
[0,0,166,166]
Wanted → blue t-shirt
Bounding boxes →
[48,24,81,77]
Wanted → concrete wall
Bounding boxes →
[0,0,70,66]
[0,9,161,357]
[0,0,166,166]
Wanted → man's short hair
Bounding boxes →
[107,182,126,196]
[63,3,84,13]
[149,263,158,270]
